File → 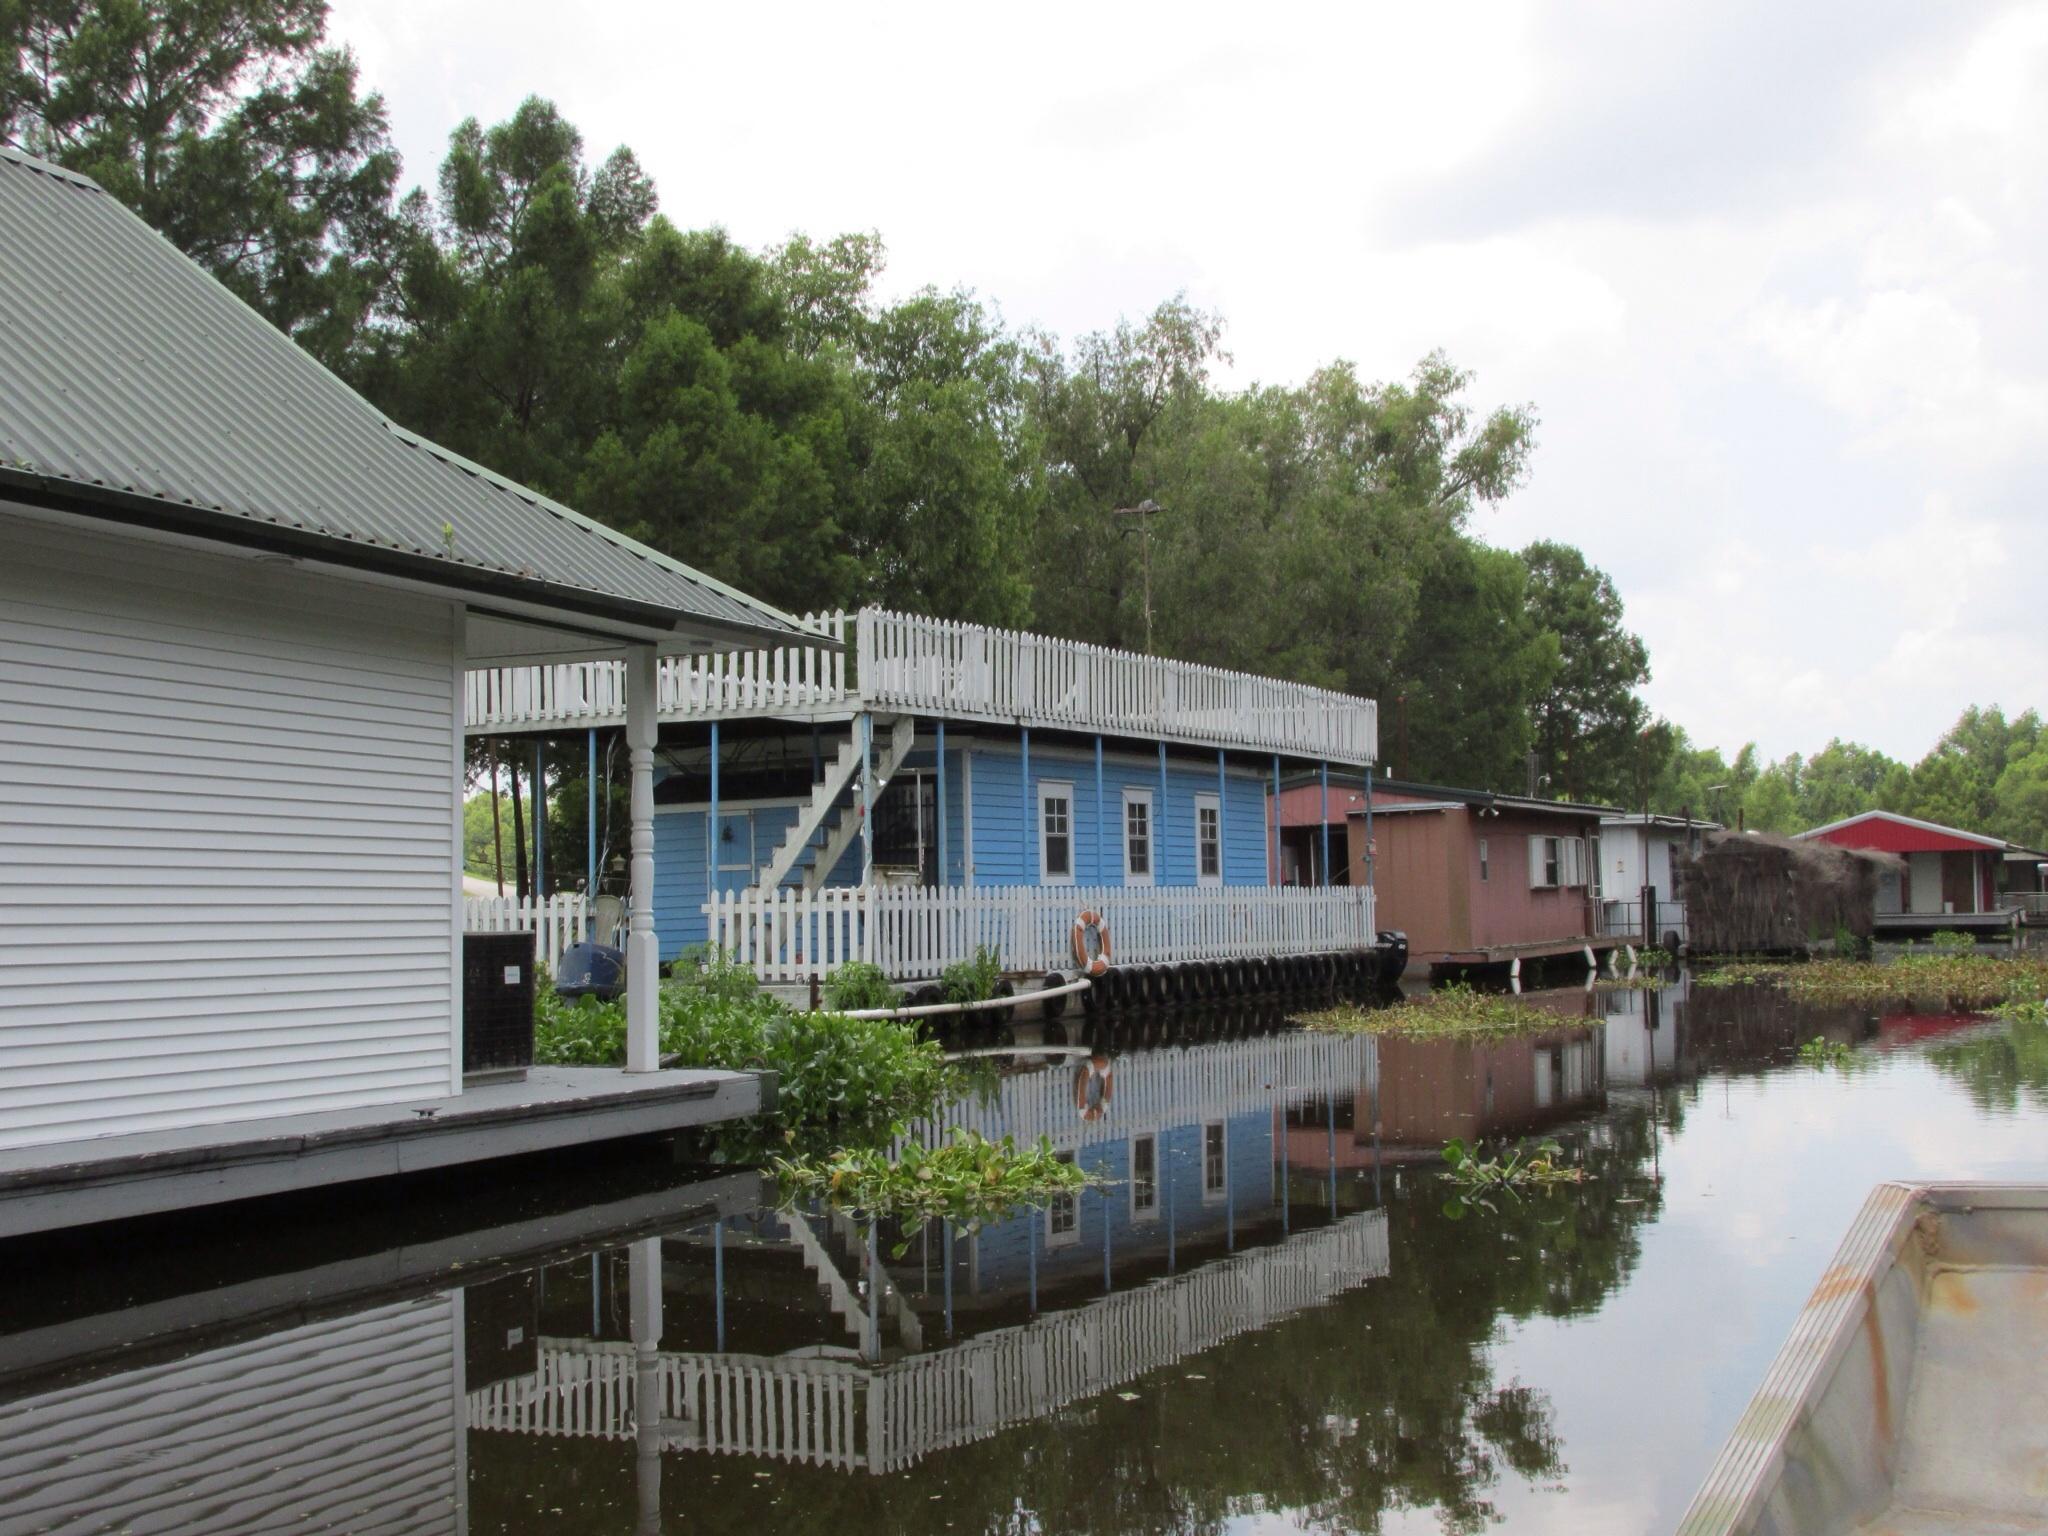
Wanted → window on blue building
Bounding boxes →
[1195,792,1221,886]
[1123,789,1153,884]
[1040,782,1074,884]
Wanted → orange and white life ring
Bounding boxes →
[1070,910,1112,976]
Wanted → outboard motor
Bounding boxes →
[1374,929,1409,987]
[556,940,627,1001]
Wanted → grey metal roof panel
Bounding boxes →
[0,147,804,641]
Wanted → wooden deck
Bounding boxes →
[465,606,1377,764]
[0,1066,771,1240]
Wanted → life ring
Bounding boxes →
[1070,910,1112,976]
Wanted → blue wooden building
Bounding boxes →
[468,609,1380,983]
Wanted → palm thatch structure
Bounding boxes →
[1677,830,1898,956]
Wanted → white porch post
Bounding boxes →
[626,643,660,1073]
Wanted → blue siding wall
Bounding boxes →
[966,742,1267,887]
[648,737,1279,959]
[966,1109,1277,1295]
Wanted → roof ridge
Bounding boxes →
[0,144,105,192]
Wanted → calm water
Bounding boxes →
[3,978,2046,1535]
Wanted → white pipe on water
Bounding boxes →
[824,974,1094,1021]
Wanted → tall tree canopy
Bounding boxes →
[1,0,398,368]
[13,9,2033,839]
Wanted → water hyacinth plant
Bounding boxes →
[1696,952,2048,1009]
[1301,982,1569,1040]
[771,1129,1095,1255]
[1440,1136,1584,1218]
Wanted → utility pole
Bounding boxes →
[1114,499,1165,653]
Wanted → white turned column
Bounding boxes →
[626,644,660,1073]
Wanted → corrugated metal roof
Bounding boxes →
[0,147,805,642]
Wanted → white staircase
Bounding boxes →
[801,715,916,891]
[756,733,864,890]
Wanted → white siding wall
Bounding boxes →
[0,516,462,1150]
[0,1296,462,1536]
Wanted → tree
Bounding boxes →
[1992,738,2048,852]
[1796,739,1903,828]
[2,0,399,369]
[1521,541,1651,802]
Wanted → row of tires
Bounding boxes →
[1066,950,1383,1013]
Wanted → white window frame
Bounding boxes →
[1122,788,1155,886]
[1129,1133,1159,1222]
[1194,791,1222,887]
[1202,1121,1228,1203]
[1047,1150,1081,1246]
[1038,780,1075,886]
[1530,834,1561,890]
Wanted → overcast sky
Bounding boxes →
[329,0,2047,764]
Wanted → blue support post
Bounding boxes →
[943,1220,955,1339]
[1158,742,1168,880]
[1028,1210,1039,1314]
[1021,727,1033,881]
[1271,754,1281,885]
[859,712,873,885]
[1094,735,1106,883]
[936,720,949,885]
[533,740,545,895]
[1320,761,1331,886]
[587,728,598,893]
[709,721,721,896]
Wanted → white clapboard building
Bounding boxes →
[0,146,804,1168]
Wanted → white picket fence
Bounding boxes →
[463,893,590,972]
[465,612,852,732]
[703,882,1377,983]
[464,607,1376,765]
[467,1210,1390,1473]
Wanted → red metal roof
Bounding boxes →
[1801,810,2003,855]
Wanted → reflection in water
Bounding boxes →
[3,978,2047,1535]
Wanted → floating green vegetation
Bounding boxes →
[1927,929,1977,953]
[821,960,896,1012]
[1440,1137,1584,1218]
[1300,982,1566,1040]
[1696,953,2048,1009]
[1634,945,1675,967]
[534,964,954,1152]
[1992,996,2048,1026]
[771,1129,1095,1254]
[939,945,1004,1004]
[1596,973,1665,992]
[1797,1035,1855,1069]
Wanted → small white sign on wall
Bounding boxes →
[502,965,522,985]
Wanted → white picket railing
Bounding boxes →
[463,893,590,972]
[465,611,852,732]
[465,607,1376,764]
[703,882,1376,983]
[468,1209,1389,1473]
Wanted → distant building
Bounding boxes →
[1796,810,2039,937]
[1339,781,1622,975]
[1598,811,1717,947]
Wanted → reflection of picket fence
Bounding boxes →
[462,893,589,972]
[467,1209,1390,1473]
